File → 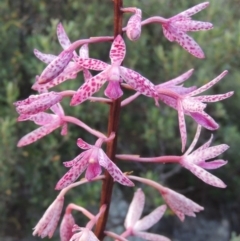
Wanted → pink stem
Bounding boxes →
[158,88,182,99]
[89,97,112,104]
[141,16,168,26]
[121,92,141,107]
[120,7,137,13]
[116,154,181,163]
[63,116,107,139]
[128,175,165,191]
[66,203,95,220]
[60,90,76,97]
[118,228,132,239]
[95,132,116,147]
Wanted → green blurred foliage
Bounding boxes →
[0,0,240,239]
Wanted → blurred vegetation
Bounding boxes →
[0,0,240,240]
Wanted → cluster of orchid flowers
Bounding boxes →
[15,2,233,240]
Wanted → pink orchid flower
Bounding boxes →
[17,103,67,147]
[70,226,99,241]
[32,23,92,91]
[123,188,170,241]
[157,70,233,152]
[71,35,158,105]
[122,7,142,41]
[33,195,64,238]
[60,212,75,241]
[180,125,228,188]
[141,2,213,58]
[159,186,204,221]
[14,91,63,115]
[55,136,134,189]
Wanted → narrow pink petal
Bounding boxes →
[77,138,93,150]
[192,144,229,162]
[134,231,171,241]
[98,149,134,186]
[83,69,93,81]
[174,20,213,32]
[182,98,206,112]
[51,102,65,117]
[176,2,209,18]
[104,81,123,99]
[124,188,145,229]
[194,91,234,102]
[63,151,90,168]
[34,49,56,64]
[158,95,178,109]
[134,205,166,231]
[162,27,174,42]
[18,113,56,125]
[79,44,89,58]
[55,157,89,190]
[189,111,219,130]
[110,35,126,64]
[75,58,109,71]
[17,120,61,147]
[177,101,187,152]
[188,71,228,97]
[185,125,202,155]
[33,196,64,238]
[33,62,81,91]
[38,50,73,84]
[70,70,107,106]
[174,31,204,58]
[120,67,158,98]
[159,69,194,87]
[181,161,226,188]
[191,134,213,154]
[16,92,62,115]
[61,123,68,136]
[85,163,102,180]
[160,187,204,221]
[126,9,142,41]
[57,23,72,50]
[198,160,228,170]
[60,213,75,241]
[169,86,197,95]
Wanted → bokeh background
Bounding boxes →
[1,0,240,240]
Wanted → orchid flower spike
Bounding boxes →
[122,7,142,41]
[55,135,134,190]
[180,125,228,188]
[142,2,213,58]
[33,195,64,238]
[71,35,158,105]
[157,70,233,152]
[123,188,170,241]
[32,23,92,91]
[17,103,67,147]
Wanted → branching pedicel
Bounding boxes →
[15,1,233,240]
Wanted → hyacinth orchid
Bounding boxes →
[128,176,204,221]
[180,125,228,188]
[71,35,158,105]
[17,103,67,147]
[157,70,233,152]
[122,188,170,241]
[121,7,142,41]
[32,23,92,92]
[55,134,134,190]
[141,2,213,58]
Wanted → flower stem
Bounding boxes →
[94,0,123,239]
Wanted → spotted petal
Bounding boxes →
[177,100,187,152]
[38,50,74,84]
[77,138,93,150]
[98,149,134,187]
[70,70,107,105]
[120,67,158,98]
[194,91,234,103]
[34,49,56,64]
[134,231,171,241]
[17,120,62,147]
[110,35,126,64]
[75,58,109,71]
[174,20,213,32]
